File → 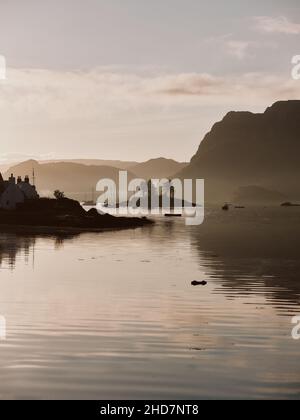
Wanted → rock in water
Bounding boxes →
[191,281,207,286]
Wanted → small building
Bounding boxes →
[0,173,39,210]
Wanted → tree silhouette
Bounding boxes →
[54,190,65,200]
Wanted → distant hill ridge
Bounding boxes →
[4,160,136,200]
[3,158,187,201]
[40,159,138,170]
[130,158,187,180]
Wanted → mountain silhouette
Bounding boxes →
[4,160,136,201]
[41,159,138,169]
[5,158,187,201]
[233,186,288,205]
[177,101,300,203]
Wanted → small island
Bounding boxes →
[0,173,153,234]
[281,202,300,207]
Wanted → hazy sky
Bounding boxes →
[0,0,300,162]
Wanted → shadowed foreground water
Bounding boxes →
[0,207,299,399]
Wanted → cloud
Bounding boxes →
[1,67,299,161]
[0,68,300,117]
[225,40,252,60]
[204,35,252,60]
[155,72,300,106]
[147,73,224,96]
[204,35,277,61]
[255,16,300,35]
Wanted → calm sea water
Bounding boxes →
[0,207,300,400]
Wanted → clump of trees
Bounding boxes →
[54,190,65,200]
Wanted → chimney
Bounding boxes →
[9,174,16,184]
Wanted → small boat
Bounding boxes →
[281,202,300,207]
[165,213,182,217]
[222,203,230,211]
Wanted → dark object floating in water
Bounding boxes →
[191,280,207,286]
[235,206,245,209]
[281,202,300,207]
[222,203,230,211]
[165,213,182,217]
[190,347,206,352]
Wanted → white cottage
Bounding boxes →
[0,173,39,210]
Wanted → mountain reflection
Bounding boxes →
[1,209,300,313]
[190,207,300,309]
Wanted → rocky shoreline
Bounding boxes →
[0,197,153,233]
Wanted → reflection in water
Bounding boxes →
[190,207,300,311]
[0,235,36,269]
[0,233,79,269]
[0,210,299,400]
